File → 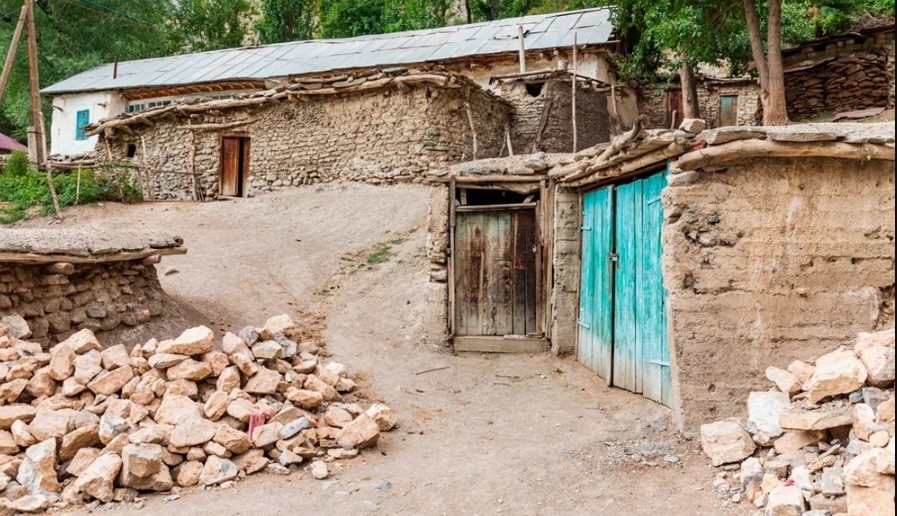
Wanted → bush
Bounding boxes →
[2,150,32,177]
[0,167,142,224]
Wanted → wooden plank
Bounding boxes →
[493,212,514,336]
[512,212,527,334]
[454,336,549,354]
[455,202,538,212]
[613,179,639,392]
[240,137,251,197]
[578,186,614,381]
[521,210,537,334]
[448,177,457,338]
[0,248,186,265]
[719,95,739,127]
[220,137,240,196]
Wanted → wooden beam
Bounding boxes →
[454,336,549,353]
[455,202,538,212]
[517,26,527,73]
[0,4,27,104]
[0,248,186,265]
[677,140,896,171]
[44,262,74,275]
[428,174,547,184]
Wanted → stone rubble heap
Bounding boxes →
[700,328,895,516]
[0,314,397,513]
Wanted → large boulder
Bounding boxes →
[803,348,867,403]
[700,420,756,467]
[17,438,60,495]
[199,456,239,486]
[747,391,790,437]
[74,453,121,502]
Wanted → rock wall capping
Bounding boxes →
[663,157,896,432]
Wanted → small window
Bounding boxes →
[75,109,90,140]
[525,81,545,98]
[126,143,137,158]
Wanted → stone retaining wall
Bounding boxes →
[0,261,169,344]
[663,157,896,431]
[102,84,510,200]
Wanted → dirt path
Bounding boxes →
[21,184,742,515]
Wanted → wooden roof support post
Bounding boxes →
[518,26,527,73]
[572,33,579,153]
[0,3,27,104]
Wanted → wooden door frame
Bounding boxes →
[449,186,548,353]
[219,133,250,197]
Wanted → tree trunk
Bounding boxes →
[741,0,770,120]
[764,0,789,125]
[679,62,701,119]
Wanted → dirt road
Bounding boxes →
[21,184,740,515]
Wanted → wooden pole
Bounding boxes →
[517,26,526,73]
[0,4,28,104]
[75,166,81,205]
[572,33,578,153]
[25,0,44,168]
[25,0,61,218]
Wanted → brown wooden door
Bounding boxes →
[220,137,241,197]
[664,89,683,129]
[454,208,538,336]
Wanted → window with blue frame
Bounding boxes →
[75,109,90,140]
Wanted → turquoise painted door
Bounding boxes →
[578,169,671,406]
[578,187,614,381]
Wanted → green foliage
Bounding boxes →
[257,0,317,43]
[0,168,141,224]
[170,0,257,52]
[2,150,32,177]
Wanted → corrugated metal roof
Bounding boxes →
[43,7,614,95]
[0,132,27,152]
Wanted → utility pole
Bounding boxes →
[0,4,28,104]
[24,0,62,218]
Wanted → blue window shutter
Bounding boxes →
[75,109,90,140]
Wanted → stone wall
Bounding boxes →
[783,29,894,119]
[549,186,581,355]
[498,78,610,154]
[424,184,451,348]
[102,84,510,200]
[0,260,170,345]
[663,157,896,432]
[699,82,762,127]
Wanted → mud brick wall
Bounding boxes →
[499,79,610,154]
[699,83,762,127]
[103,85,510,200]
[663,157,896,432]
[0,261,169,344]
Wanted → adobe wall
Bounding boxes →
[0,261,169,345]
[101,85,510,200]
[497,78,611,154]
[663,157,896,432]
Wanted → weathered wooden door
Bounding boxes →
[454,209,537,337]
[578,187,614,381]
[578,169,671,406]
[220,137,249,197]
[719,95,739,127]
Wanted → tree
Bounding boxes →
[257,0,316,44]
[742,0,788,124]
[0,0,175,140]
[169,0,256,52]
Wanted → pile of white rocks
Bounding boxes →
[700,328,894,516]
[0,314,396,513]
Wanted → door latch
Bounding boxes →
[610,252,619,263]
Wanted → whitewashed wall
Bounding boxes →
[50,91,126,156]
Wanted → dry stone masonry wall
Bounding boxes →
[663,157,896,430]
[103,84,510,200]
[0,262,168,345]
